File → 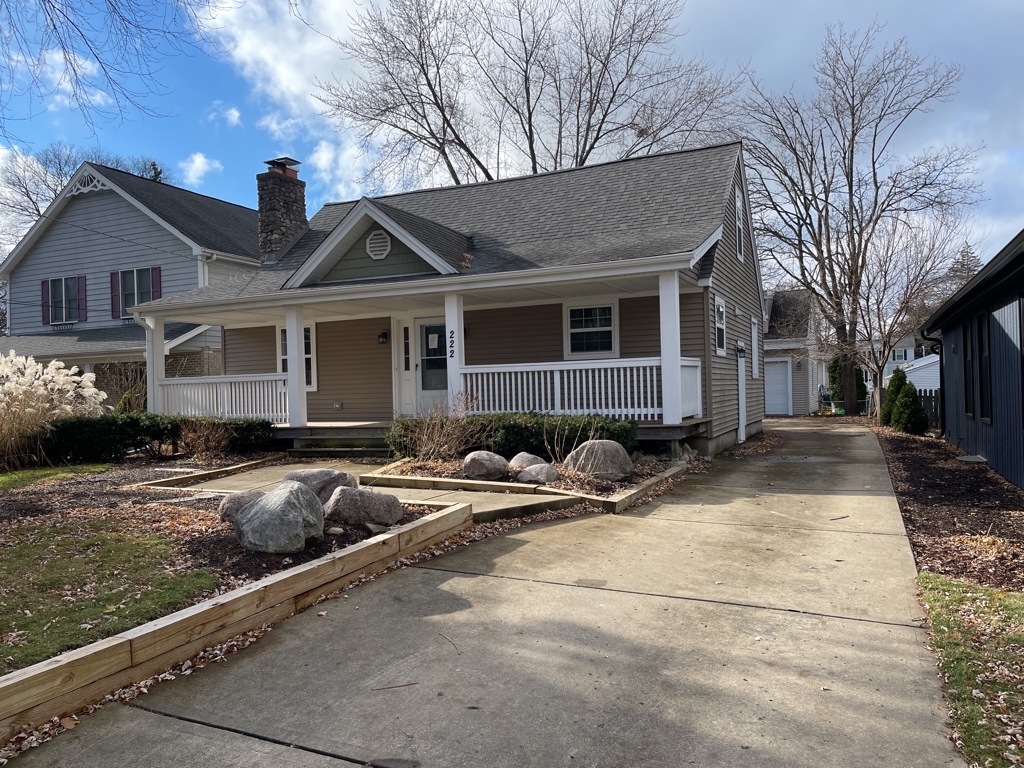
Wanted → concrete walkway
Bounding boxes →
[19,420,962,767]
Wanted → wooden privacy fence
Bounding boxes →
[918,388,942,428]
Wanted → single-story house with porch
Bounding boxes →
[922,225,1024,489]
[134,143,767,455]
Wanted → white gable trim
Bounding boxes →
[285,198,460,289]
[688,226,723,269]
[164,324,212,355]
[0,163,203,280]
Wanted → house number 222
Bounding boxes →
[448,330,455,358]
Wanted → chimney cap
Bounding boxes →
[264,157,301,169]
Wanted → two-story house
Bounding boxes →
[0,163,261,404]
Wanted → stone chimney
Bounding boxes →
[257,157,308,263]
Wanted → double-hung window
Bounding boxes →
[48,276,81,324]
[279,325,317,390]
[735,189,744,262]
[120,268,152,316]
[891,348,909,362]
[565,302,617,358]
[714,296,727,355]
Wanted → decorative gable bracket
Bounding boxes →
[67,173,110,196]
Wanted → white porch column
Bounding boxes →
[444,293,464,406]
[659,271,683,424]
[143,316,165,414]
[285,306,307,427]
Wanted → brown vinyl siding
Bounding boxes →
[223,326,276,374]
[308,318,393,420]
[619,296,659,357]
[679,292,709,417]
[464,304,563,365]
[707,162,766,439]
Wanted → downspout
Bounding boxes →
[921,327,945,436]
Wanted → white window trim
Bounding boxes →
[120,267,152,318]
[563,298,619,360]
[48,275,80,325]
[277,323,318,391]
[750,315,759,377]
[735,188,744,263]
[891,348,909,362]
[714,295,727,357]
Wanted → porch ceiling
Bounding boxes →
[149,272,698,328]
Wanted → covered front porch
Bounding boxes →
[140,269,705,428]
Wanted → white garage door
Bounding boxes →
[764,360,791,415]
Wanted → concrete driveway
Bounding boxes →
[19,419,963,767]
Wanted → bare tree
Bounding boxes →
[314,0,740,188]
[743,22,980,414]
[858,211,967,402]
[0,0,230,140]
[0,141,171,251]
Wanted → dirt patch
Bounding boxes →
[876,429,1024,592]
[0,460,431,587]
[725,429,785,458]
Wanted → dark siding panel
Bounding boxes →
[620,296,660,358]
[223,327,277,374]
[308,318,393,420]
[464,304,563,365]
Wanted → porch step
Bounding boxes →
[287,447,392,459]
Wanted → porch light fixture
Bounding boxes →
[378,330,389,344]
[796,361,802,370]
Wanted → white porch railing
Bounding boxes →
[680,358,703,419]
[462,357,701,422]
[158,373,288,422]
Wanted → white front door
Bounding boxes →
[416,319,448,413]
[765,359,792,415]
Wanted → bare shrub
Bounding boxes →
[543,415,601,463]
[396,394,492,461]
[0,351,107,468]
[178,418,234,463]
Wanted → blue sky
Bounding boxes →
[5,0,1023,260]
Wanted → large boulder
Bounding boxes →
[218,488,264,523]
[563,440,633,481]
[463,450,509,480]
[509,452,547,470]
[233,481,325,553]
[282,468,358,503]
[324,487,405,527]
[517,463,560,485]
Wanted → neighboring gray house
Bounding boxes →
[133,144,767,455]
[763,289,826,415]
[0,163,260,404]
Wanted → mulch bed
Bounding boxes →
[391,457,670,496]
[0,458,430,589]
[876,429,1024,592]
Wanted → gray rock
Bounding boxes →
[324,487,404,527]
[218,489,264,523]
[563,440,634,481]
[509,452,547,470]
[517,463,560,485]
[233,480,325,554]
[282,468,358,503]
[463,450,509,480]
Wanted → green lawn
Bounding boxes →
[0,463,109,492]
[919,572,1024,767]
[0,464,219,674]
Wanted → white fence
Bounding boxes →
[679,358,703,419]
[159,373,288,422]
[462,357,702,422]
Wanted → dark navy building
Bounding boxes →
[923,227,1024,489]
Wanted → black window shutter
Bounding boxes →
[78,275,87,322]
[110,272,120,319]
[151,266,162,300]
[41,279,50,325]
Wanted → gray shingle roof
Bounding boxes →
[765,289,813,340]
[2,323,200,360]
[145,142,741,309]
[91,164,260,260]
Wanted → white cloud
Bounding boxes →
[257,111,304,142]
[206,100,242,127]
[308,139,365,202]
[179,152,224,186]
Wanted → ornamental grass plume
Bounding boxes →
[0,351,107,468]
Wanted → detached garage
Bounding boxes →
[765,358,793,415]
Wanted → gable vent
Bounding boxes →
[365,229,392,260]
